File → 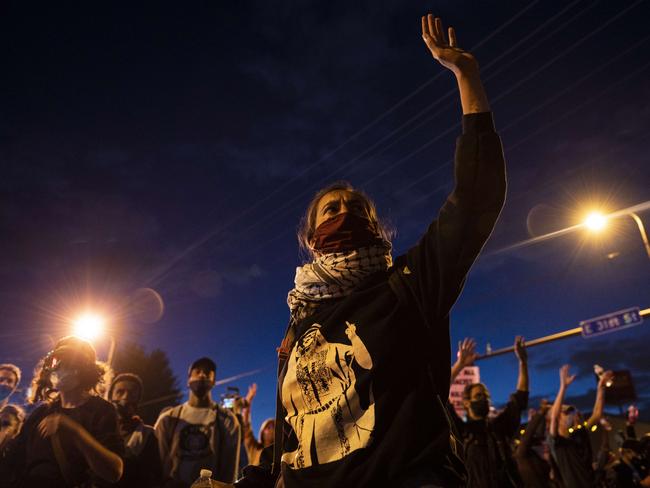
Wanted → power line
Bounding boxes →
[143,2,543,287]
[200,1,646,265]
[157,0,595,276]
[232,34,650,266]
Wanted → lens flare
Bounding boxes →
[72,313,105,341]
[583,212,607,232]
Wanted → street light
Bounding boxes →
[582,208,650,260]
[71,312,117,366]
[583,211,607,232]
[72,313,105,341]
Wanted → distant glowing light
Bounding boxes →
[583,212,607,232]
[591,425,598,432]
[72,313,105,341]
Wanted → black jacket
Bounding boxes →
[266,112,506,488]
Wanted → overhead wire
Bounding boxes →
[194,0,645,266]
[154,0,596,278]
[143,1,543,286]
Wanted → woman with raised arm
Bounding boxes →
[236,14,506,488]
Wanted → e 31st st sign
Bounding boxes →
[581,307,643,338]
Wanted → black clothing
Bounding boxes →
[455,390,528,488]
[5,395,123,488]
[515,412,558,488]
[549,427,594,488]
[273,112,506,488]
[612,457,649,487]
[116,420,163,488]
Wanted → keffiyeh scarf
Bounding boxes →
[287,242,393,324]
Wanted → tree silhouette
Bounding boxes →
[112,342,183,424]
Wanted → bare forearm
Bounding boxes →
[587,387,606,427]
[550,384,567,436]
[72,428,123,482]
[517,361,529,392]
[455,72,490,115]
[450,361,464,383]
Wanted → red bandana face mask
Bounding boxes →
[311,212,382,253]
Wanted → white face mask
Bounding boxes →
[51,368,80,392]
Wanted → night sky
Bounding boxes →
[2,1,650,432]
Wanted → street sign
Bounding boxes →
[581,307,643,338]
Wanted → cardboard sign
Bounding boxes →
[449,365,480,418]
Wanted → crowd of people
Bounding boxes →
[0,13,647,488]
[0,334,647,487]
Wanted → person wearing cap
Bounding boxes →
[0,363,21,409]
[109,372,163,487]
[0,335,124,487]
[154,356,241,487]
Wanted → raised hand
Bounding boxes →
[245,383,258,405]
[421,14,479,77]
[559,364,576,387]
[514,336,528,364]
[456,338,478,368]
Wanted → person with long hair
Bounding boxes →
[237,14,507,488]
[1,336,123,487]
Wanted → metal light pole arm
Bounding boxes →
[107,336,117,367]
[629,212,650,260]
[476,307,650,360]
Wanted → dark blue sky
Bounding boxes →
[1,1,650,431]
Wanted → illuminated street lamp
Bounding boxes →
[583,211,607,232]
[582,209,650,260]
[71,312,117,366]
[72,313,105,341]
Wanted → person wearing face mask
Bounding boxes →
[0,363,21,409]
[0,335,123,488]
[109,373,163,488]
[235,15,507,488]
[548,364,614,488]
[450,336,528,488]
[154,357,240,487]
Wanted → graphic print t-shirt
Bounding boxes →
[279,112,507,488]
[155,404,218,485]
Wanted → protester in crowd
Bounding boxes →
[549,364,614,487]
[0,363,21,408]
[0,335,123,487]
[240,383,274,468]
[452,336,528,487]
[514,400,561,488]
[109,372,163,487]
[155,356,240,486]
[235,15,507,488]
[0,404,25,452]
